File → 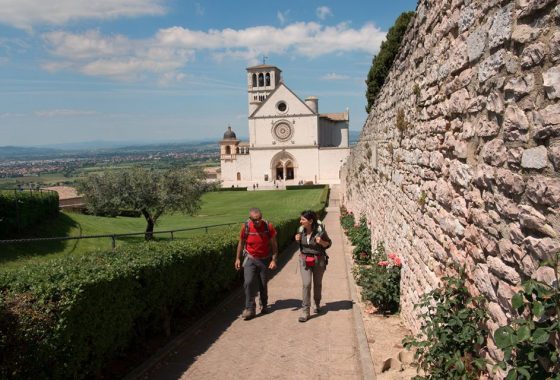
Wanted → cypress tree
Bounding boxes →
[365,11,415,112]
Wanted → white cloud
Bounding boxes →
[42,22,385,81]
[277,10,290,25]
[43,30,132,59]
[316,6,333,20]
[35,109,98,118]
[157,22,385,58]
[0,112,26,118]
[157,71,187,86]
[321,72,350,81]
[0,0,166,31]
[194,2,204,16]
[43,30,194,81]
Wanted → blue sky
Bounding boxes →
[0,0,417,146]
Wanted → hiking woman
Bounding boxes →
[295,210,331,322]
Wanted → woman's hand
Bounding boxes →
[315,236,327,247]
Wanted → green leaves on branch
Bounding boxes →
[493,253,560,379]
[403,269,488,379]
[76,167,211,239]
[339,210,401,314]
[365,11,415,112]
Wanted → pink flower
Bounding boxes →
[388,252,397,260]
[378,261,389,267]
[360,252,368,258]
[393,257,402,266]
[349,211,353,215]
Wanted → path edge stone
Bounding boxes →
[333,205,377,379]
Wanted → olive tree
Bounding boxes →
[77,167,211,240]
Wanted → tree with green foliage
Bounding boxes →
[77,167,210,240]
[365,11,415,112]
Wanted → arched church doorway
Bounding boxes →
[275,162,284,180]
[270,151,298,182]
[285,160,294,180]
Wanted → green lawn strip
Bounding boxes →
[0,188,324,269]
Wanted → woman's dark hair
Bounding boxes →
[300,210,319,230]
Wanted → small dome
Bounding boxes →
[223,126,237,140]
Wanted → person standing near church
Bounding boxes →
[235,208,278,320]
[295,210,331,322]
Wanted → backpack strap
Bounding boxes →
[244,219,270,237]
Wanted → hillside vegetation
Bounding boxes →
[1,188,326,269]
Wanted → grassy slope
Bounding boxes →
[1,189,323,269]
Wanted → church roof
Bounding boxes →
[248,82,316,118]
[246,64,281,71]
[222,126,237,140]
[320,113,348,122]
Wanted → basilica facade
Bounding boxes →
[219,64,350,187]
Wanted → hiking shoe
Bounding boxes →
[313,306,321,314]
[298,311,310,323]
[260,306,269,314]
[242,308,256,320]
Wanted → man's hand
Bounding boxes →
[295,233,301,241]
[235,258,241,271]
[268,259,277,270]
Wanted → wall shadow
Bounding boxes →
[0,212,78,265]
[126,241,301,379]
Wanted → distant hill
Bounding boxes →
[0,138,226,160]
[0,146,63,159]
[349,130,361,144]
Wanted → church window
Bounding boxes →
[225,146,231,154]
[258,73,264,87]
[265,73,271,86]
[237,172,241,181]
[236,147,240,154]
[277,101,287,112]
[252,73,257,87]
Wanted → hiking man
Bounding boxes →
[235,207,278,319]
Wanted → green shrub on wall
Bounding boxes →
[0,190,59,238]
[0,198,326,379]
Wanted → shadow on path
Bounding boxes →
[133,241,300,379]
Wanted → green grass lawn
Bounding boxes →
[0,188,325,269]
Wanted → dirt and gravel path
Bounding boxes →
[134,187,369,380]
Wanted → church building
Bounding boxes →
[219,64,350,187]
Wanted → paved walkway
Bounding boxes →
[137,187,366,380]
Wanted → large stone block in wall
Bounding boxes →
[488,4,513,49]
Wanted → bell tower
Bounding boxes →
[246,63,282,115]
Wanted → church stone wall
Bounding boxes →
[341,0,560,362]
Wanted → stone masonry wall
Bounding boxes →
[341,0,560,362]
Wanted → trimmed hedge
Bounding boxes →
[0,190,59,238]
[0,190,326,379]
[217,187,248,191]
[285,184,326,190]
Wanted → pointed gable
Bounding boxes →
[250,83,316,118]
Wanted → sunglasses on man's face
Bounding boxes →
[250,217,261,223]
